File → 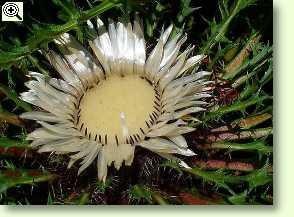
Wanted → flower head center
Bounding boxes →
[78,74,160,145]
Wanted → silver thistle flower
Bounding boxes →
[20,17,212,182]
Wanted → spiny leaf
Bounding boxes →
[0,169,57,193]
[223,43,272,80]
[128,184,153,204]
[200,140,272,154]
[52,0,79,20]
[177,0,199,23]
[227,191,248,204]
[0,84,32,111]
[162,160,271,195]
[80,0,122,21]
[234,0,257,12]
[200,0,257,54]
[0,137,31,157]
[231,55,272,88]
[0,137,29,149]
[260,60,273,86]
[162,161,237,194]
[189,169,237,194]
[208,43,239,70]
[224,32,261,79]
[244,163,272,190]
[239,83,258,100]
[218,0,230,19]
[0,137,32,158]
[27,55,49,77]
[203,95,270,122]
[128,184,168,204]
[0,0,121,67]
[94,176,114,194]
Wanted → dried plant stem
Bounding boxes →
[198,139,272,154]
[178,192,227,205]
[210,113,272,132]
[224,33,261,77]
[0,110,25,127]
[200,127,272,142]
[192,159,255,171]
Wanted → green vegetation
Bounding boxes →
[0,0,272,205]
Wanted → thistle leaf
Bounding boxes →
[0,169,57,193]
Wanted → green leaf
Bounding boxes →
[260,60,273,86]
[0,137,29,149]
[80,0,122,21]
[227,191,248,204]
[128,184,153,204]
[52,0,79,20]
[162,160,271,195]
[202,140,272,154]
[0,84,32,111]
[223,43,272,80]
[75,193,90,205]
[0,137,30,157]
[0,0,121,68]
[244,163,272,190]
[239,84,258,100]
[128,184,168,205]
[200,0,257,54]
[177,0,199,23]
[0,169,57,193]
[47,192,53,205]
[203,96,270,122]
[94,176,114,194]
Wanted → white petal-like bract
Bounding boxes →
[21,17,211,181]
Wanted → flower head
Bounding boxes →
[20,17,212,182]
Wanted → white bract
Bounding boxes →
[20,17,212,182]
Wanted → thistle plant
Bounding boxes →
[0,0,272,205]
